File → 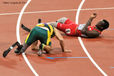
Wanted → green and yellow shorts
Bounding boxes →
[25,26,51,46]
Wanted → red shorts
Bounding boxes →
[57,19,78,36]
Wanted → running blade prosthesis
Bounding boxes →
[3,41,21,58]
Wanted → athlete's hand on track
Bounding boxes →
[64,49,72,53]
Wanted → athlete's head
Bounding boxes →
[95,19,109,31]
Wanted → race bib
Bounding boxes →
[65,29,71,34]
[78,24,86,30]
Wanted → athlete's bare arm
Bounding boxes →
[81,13,97,34]
[54,28,64,52]
[54,28,71,53]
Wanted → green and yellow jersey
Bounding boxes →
[25,23,55,46]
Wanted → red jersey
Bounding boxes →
[57,19,78,36]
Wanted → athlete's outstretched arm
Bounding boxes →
[81,13,97,34]
[54,28,64,52]
[54,28,71,53]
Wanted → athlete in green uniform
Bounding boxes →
[15,23,71,56]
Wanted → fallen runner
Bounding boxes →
[49,13,109,38]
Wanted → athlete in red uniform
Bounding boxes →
[50,13,109,38]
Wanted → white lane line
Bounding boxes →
[16,0,39,76]
[0,7,114,16]
[75,0,107,76]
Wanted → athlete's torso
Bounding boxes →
[57,19,78,36]
[64,23,78,36]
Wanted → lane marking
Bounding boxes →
[16,0,39,76]
[46,57,88,60]
[0,7,114,16]
[75,0,107,76]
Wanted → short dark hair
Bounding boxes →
[96,19,109,31]
[102,19,109,29]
